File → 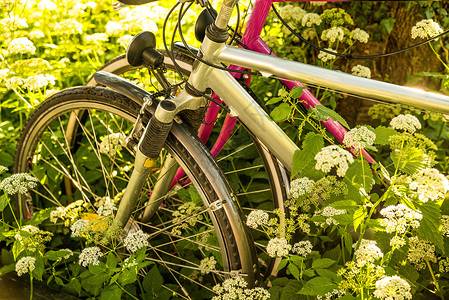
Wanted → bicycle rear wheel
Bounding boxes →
[14,86,258,298]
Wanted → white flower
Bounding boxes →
[279,5,294,20]
[70,219,89,238]
[16,256,36,276]
[302,13,321,27]
[266,237,291,257]
[60,249,73,260]
[246,210,269,229]
[0,13,28,29]
[440,258,449,273]
[373,276,412,300]
[290,177,315,198]
[117,35,133,49]
[124,229,149,253]
[97,200,117,217]
[311,1,327,6]
[0,69,10,81]
[343,126,375,149]
[407,237,437,270]
[390,114,422,134]
[99,133,127,156]
[212,277,270,300]
[84,33,108,45]
[5,76,24,90]
[390,236,406,248]
[292,241,313,257]
[410,168,449,202]
[320,206,346,226]
[411,19,443,39]
[442,215,449,237]
[321,27,345,43]
[314,145,354,177]
[351,65,371,78]
[37,0,57,10]
[291,7,307,22]
[24,74,56,91]
[350,28,369,43]
[379,204,422,234]
[318,48,337,62]
[199,257,216,274]
[55,19,83,35]
[7,37,36,55]
[317,289,346,300]
[0,173,38,194]
[354,239,383,266]
[106,21,125,36]
[79,247,103,267]
[29,30,45,40]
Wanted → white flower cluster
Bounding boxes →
[117,4,166,33]
[14,225,53,252]
[317,289,346,300]
[29,30,45,40]
[302,13,321,27]
[124,229,149,253]
[54,19,83,35]
[410,168,449,202]
[373,276,412,300]
[390,114,421,134]
[246,210,269,229]
[318,48,337,62]
[70,219,89,238]
[16,256,36,276]
[7,37,36,55]
[199,256,217,274]
[291,240,313,257]
[122,257,138,269]
[266,237,291,257]
[171,201,203,235]
[354,239,383,266]
[351,65,371,79]
[0,173,38,194]
[0,69,9,81]
[24,74,56,91]
[321,206,346,226]
[439,258,449,273]
[50,200,89,226]
[411,19,443,39]
[290,177,315,198]
[117,35,133,49]
[350,28,369,43]
[79,246,103,267]
[99,133,127,156]
[97,199,117,217]
[315,145,354,177]
[321,27,345,43]
[343,126,375,149]
[407,237,437,270]
[84,33,109,45]
[37,0,57,10]
[390,236,406,248]
[6,76,24,90]
[379,204,422,234]
[442,215,449,237]
[279,5,306,23]
[310,1,327,6]
[0,13,28,30]
[212,277,270,300]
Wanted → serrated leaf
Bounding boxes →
[0,194,9,212]
[290,86,305,99]
[314,105,349,129]
[299,276,337,296]
[374,126,397,145]
[353,206,367,232]
[288,263,300,280]
[99,284,122,300]
[270,103,292,122]
[390,147,430,175]
[417,202,444,252]
[292,133,324,177]
[345,160,374,194]
[280,280,303,300]
[330,200,358,210]
[312,258,336,270]
[143,265,163,294]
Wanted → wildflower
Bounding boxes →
[379,204,422,234]
[16,256,36,276]
[407,237,437,270]
[390,236,406,248]
[24,74,56,91]
[99,133,126,156]
[212,277,270,300]
[266,237,291,257]
[309,176,347,207]
[318,48,337,62]
[350,28,369,43]
[70,219,89,238]
[0,173,38,194]
[351,65,371,78]
[0,13,28,29]
[55,19,83,35]
[279,5,294,20]
[122,257,138,269]
[0,166,8,174]
[84,33,108,45]
[317,289,346,300]
[117,35,133,49]
[97,200,117,217]
[45,89,60,97]
[15,225,52,252]
[7,37,36,55]
[291,240,313,257]
[60,249,73,260]
[354,239,383,266]
[368,104,402,123]
[302,13,321,27]
[343,126,375,149]
[37,0,57,10]
[338,260,385,294]
[171,201,203,235]
[79,246,103,267]
[106,21,125,36]
[439,258,449,273]
[311,1,326,6]
[290,177,315,198]
[246,210,269,229]
[123,229,149,253]
[199,257,216,274]
[5,76,24,89]
[29,30,45,40]
[390,114,421,134]
[319,206,346,226]
[410,168,449,202]
[442,215,449,237]
[0,69,9,81]
[411,19,443,39]
[315,145,354,177]
[373,276,412,300]
[321,27,345,43]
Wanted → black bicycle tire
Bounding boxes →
[13,86,258,292]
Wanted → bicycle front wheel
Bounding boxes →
[14,86,258,298]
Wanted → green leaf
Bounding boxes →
[277,258,289,271]
[143,266,163,294]
[33,256,45,281]
[390,147,430,175]
[299,276,337,296]
[270,103,292,122]
[353,206,367,232]
[330,200,358,210]
[314,105,349,129]
[0,194,9,212]
[65,278,82,296]
[266,97,284,105]
[345,160,374,194]
[118,268,137,286]
[106,253,116,269]
[315,269,340,281]
[45,249,73,261]
[100,284,122,300]
[280,280,304,300]
[380,18,396,34]
[417,202,444,252]
[311,258,336,270]
[288,263,300,280]
[374,126,397,145]
[292,132,324,177]
[290,86,305,99]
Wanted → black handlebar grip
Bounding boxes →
[139,116,172,160]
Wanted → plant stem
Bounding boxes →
[425,258,441,295]
[30,275,33,300]
[115,282,139,300]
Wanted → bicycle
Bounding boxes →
[13,0,449,298]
